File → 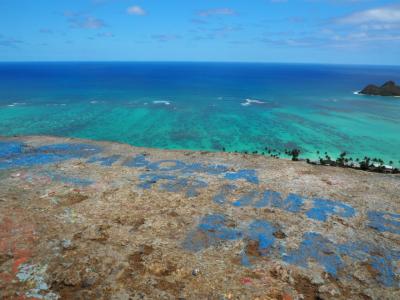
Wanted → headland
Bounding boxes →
[0,136,399,299]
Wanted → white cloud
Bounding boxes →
[97,32,114,38]
[82,17,106,29]
[151,34,180,42]
[198,8,236,17]
[336,5,400,24]
[0,36,23,48]
[331,31,400,43]
[127,6,146,16]
[73,17,105,29]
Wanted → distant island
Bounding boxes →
[359,81,400,96]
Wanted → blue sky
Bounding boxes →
[0,0,399,64]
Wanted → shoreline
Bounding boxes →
[353,90,400,98]
[3,134,399,173]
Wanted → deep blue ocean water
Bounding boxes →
[0,62,399,164]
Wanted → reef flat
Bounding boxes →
[0,136,399,299]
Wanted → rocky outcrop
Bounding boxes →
[360,81,400,96]
[1,136,400,299]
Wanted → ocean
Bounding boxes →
[0,62,399,165]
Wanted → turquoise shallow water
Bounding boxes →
[0,62,399,165]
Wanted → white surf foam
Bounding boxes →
[153,100,171,106]
[7,102,26,107]
[353,91,400,98]
[324,98,338,103]
[241,98,266,107]
[46,103,67,107]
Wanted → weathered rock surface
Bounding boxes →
[360,80,400,96]
[0,136,399,299]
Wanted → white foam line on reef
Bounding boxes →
[353,91,400,98]
[241,98,266,107]
[90,100,108,104]
[46,103,67,107]
[7,102,26,107]
[153,100,171,105]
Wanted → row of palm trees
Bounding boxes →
[221,147,399,174]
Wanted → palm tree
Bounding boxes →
[290,149,301,161]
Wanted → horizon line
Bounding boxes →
[0,60,399,67]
